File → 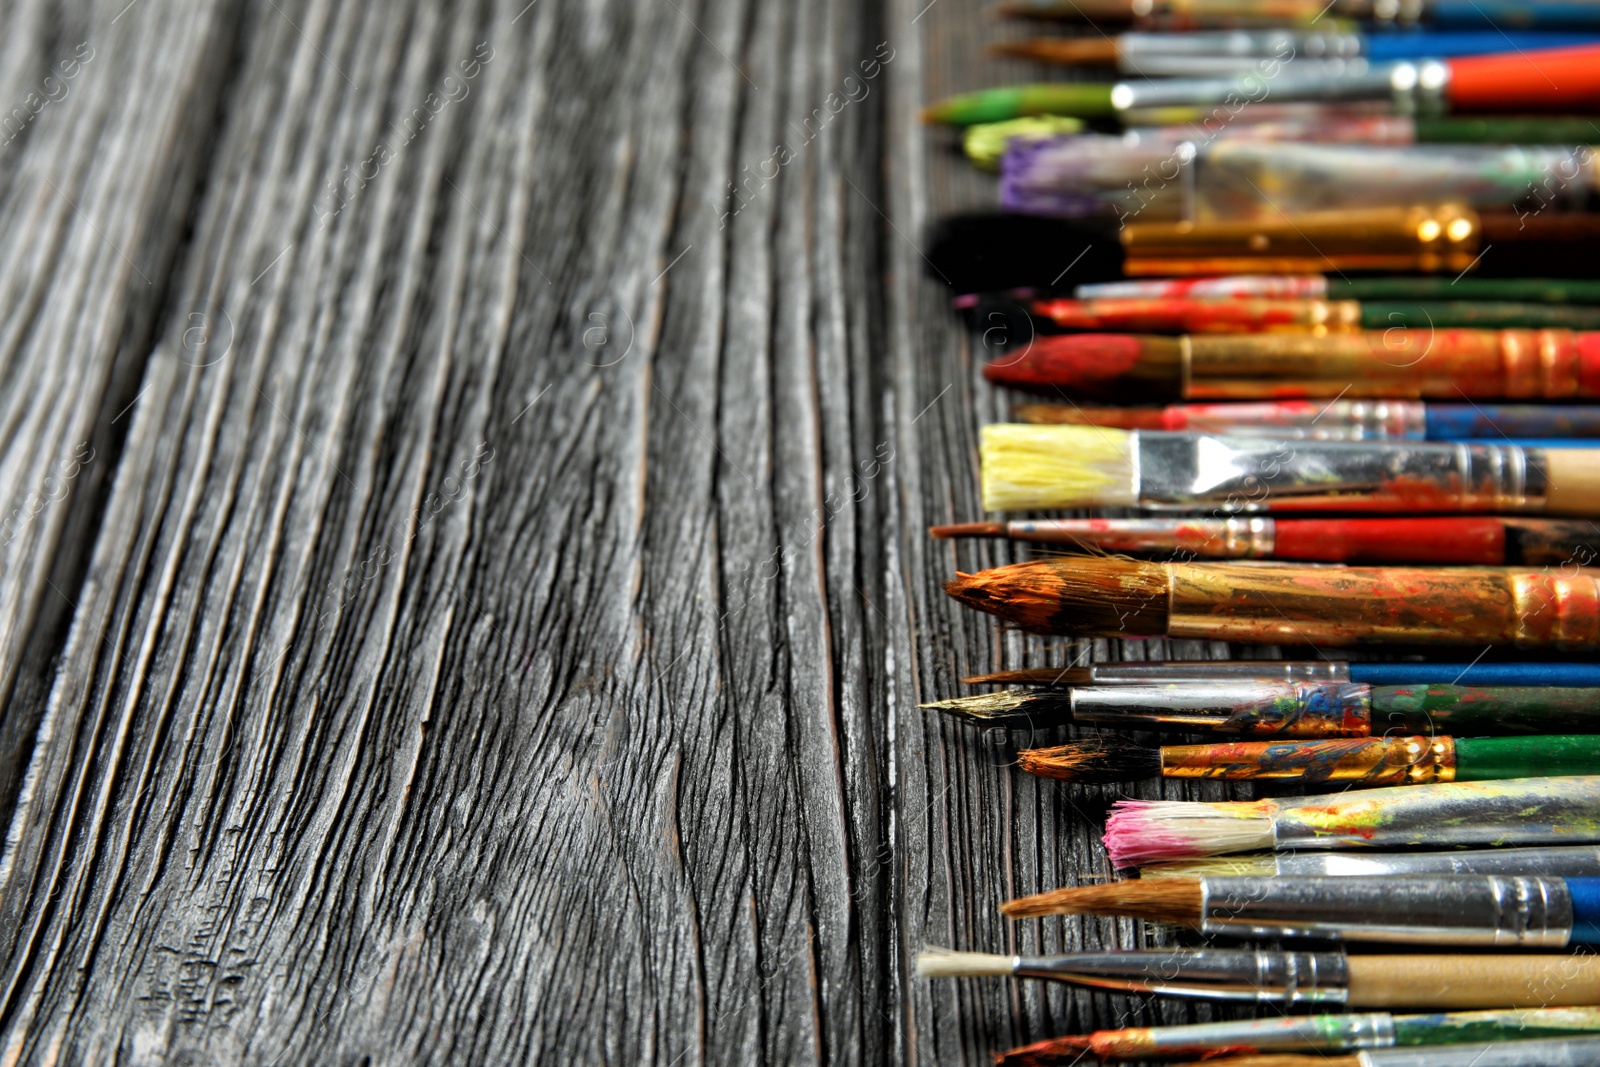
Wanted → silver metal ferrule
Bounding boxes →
[1116,30,1356,62]
[1070,681,1371,736]
[1200,875,1574,947]
[1276,845,1600,880]
[1085,659,1352,684]
[1363,0,1427,26]
[1110,61,1399,112]
[1122,54,1375,77]
[1361,1035,1600,1067]
[1387,59,1451,115]
[1131,432,1551,513]
[1015,949,1350,1003]
[1143,1012,1394,1055]
[1179,400,1429,441]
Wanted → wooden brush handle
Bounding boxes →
[1547,450,1600,518]
[1348,955,1600,1008]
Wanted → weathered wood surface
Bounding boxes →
[0,0,1248,1062]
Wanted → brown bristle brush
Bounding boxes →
[1001,879,1202,921]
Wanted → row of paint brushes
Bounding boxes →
[919,4,1600,1066]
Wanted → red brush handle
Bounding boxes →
[1449,45,1600,112]
[1273,518,1507,565]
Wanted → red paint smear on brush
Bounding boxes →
[1273,518,1506,564]
[983,334,1145,393]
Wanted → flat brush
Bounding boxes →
[962,660,1600,687]
[977,425,1600,515]
[946,556,1600,650]
[924,683,1600,738]
[983,330,1600,402]
[1101,775,1600,867]
[914,944,1600,1006]
[931,517,1600,565]
[998,0,1600,29]
[1015,296,1600,333]
[1019,734,1600,786]
[1013,400,1600,440]
[996,1007,1600,1065]
[926,210,1600,294]
[1139,845,1600,881]
[1003,874,1600,948]
[1077,276,1600,304]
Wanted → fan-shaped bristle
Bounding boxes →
[1017,735,1161,782]
[1001,879,1202,922]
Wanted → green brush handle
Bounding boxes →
[1331,278,1600,305]
[1413,116,1600,144]
[1394,1007,1600,1047]
[1453,735,1600,782]
[1374,686,1600,736]
[1358,302,1600,330]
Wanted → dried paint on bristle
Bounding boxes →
[1002,879,1202,922]
[1014,404,1170,430]
[1102,798,1277,867]
[915,947,1016,978]
[1017,736,1161,783]
[945,557,1171,636]
[920,689,1074,723]
[993,1035,1094,1067]
[962,667,1094,686]
[1138,855,1279,880]
[982,334,1184,401]
[980,424,1136,511]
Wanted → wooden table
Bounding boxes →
[0,0,1243,1061]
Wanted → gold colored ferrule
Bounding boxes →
[1160,735,1456,786]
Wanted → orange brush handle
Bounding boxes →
[1450,45,1600,111]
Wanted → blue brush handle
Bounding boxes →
[1349,662,1600,686]
[1425,2,1600,30]
[1567,877,1600,944]
[1426,405,1600,440]
[1365,31,1600,59]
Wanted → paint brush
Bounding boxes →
[1100,776,1600,866]
[923,44,1600,123]
[914,944,1600,1006]
[1018,734,1600,786]
[961,116,1083,171]
[992,31,1600,73]
[975,425,1600,515]
[997,0,1600,29]
[1159,1038,1600,1067]
[1002,874,1600,948]
[962,660,1600,688]
[1075,275,1600,304]
[982,330,1600,401]
[1138,845,1600,880]
[1000,137,1600,222]
[924,683,1600,738]
[1012,401,1600,440]
[1006,296,1600,333]
[995,1006,1600,1065]
[926,210,1600,293]
[945,556,1600,649]
[930,517,1600,565]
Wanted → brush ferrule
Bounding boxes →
[1016,950,1349,1003]
[1274,846,1600,879]
[1085,660,1352,684]
[1199,875,1573,947]
[1159,735,1454,784]
[1116,30,1363,63]
[1137,1012,1395,1055]
[1071,681,1372,737]
[1178,400,1429,440]
[1271,776,1600,853]
[1132,433,1549,513]
[1110,62,1400,112]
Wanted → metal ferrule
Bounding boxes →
[1111,62,1399,112]
[1271,776,1600,853]
[1123,55,1377,77]
[1276,846,1600,879]
[1015,949,1350,1003]
[1117,30,1362,62]
[1006,517,1277,556]
[1160,735,1455,784]
[1139,1012,1395,1055]
[1361,0,1427,25]
[1131,432,1551,513]
[1179,400,1429,440]
[1084,660,1352,684]
[1070,681,1372,737]
[1199,875,1573,947]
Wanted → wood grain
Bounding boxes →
[0,0,1254,1062]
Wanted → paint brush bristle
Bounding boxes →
[929,521,1008,538]
[944,557,1171,635]
[1017,736,1161,782]
[980,424,1136,511]
[1015,403,1170,429]
[1001,879,1204,922]
[993,1035,1094,1067]
[915,947,1017,978]
[919,689,1072,723]
[1103,798,1276,867]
